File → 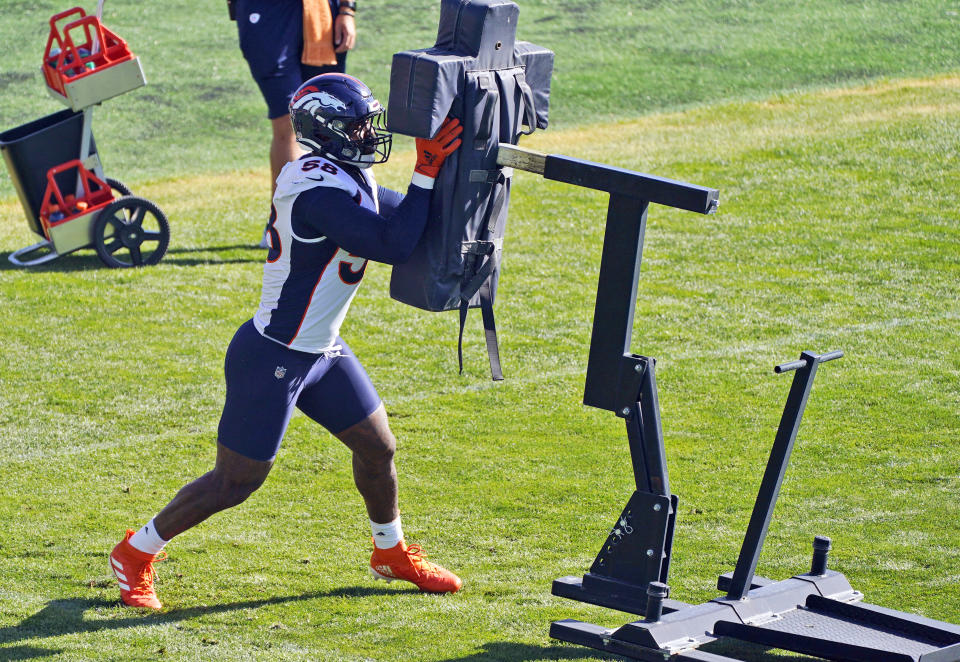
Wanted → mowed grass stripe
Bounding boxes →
[4,306,954,469]
[0,75,957,660]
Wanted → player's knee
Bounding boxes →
[220,483,259,509]
[357,433,395,468]
[376,437,396,466]
[212,474,265,510]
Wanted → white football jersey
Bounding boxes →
[253,156,379,353]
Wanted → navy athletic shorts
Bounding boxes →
[217,319,381,461]
[235,0,346,119]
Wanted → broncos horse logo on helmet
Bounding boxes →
[290,74,393,169]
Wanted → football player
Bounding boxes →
[109,73,463,609]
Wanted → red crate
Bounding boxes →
[42,8,135,98]
[39,159,114,236]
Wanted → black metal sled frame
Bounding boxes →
[497,144,960,662]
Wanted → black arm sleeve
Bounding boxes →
[291,183,431,265]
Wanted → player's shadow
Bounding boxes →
[0,597,824,662]
[0,585,396,657]
[157,244,267,267]
[0,645,61,660]
[435,641,616,660]
[0,250,106,271]
[437,638,824,662]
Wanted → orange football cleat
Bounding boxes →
[109,529,166,609]
[369,540,462,593]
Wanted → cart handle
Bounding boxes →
[48,7,86,38]
[43,9,133,81]
[43,7,87,68]
[63,15,129,66]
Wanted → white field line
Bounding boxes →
[671,312,960,363]
[0,434,179,466]
[384,311,960,405]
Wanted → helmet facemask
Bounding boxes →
[330,110,393,168]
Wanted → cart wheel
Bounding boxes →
[93,196,170,268]
[106,177,132,197]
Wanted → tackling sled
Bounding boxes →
[495,145,960,662]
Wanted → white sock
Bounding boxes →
[128,518,169,556]
[370,516,403,549]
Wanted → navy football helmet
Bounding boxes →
[289,73,392,168]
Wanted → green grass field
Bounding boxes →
[1,1,959,660]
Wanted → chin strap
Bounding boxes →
[322,148,375,169]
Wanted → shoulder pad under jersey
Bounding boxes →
[274,156,357,201]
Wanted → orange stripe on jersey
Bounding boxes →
[288,248,340,347]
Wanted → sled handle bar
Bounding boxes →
[497,143,718,215]
[774,350,844,374]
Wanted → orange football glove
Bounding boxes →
[414,117,463,179]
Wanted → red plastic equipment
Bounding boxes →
[38,159,114,232]
[42,8,135,97]
[40,6,146,112]
[0,4,167,268]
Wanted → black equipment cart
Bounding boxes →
[1,5,169,268]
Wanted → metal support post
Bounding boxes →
[726,349,843,600]
[497,143,718,616]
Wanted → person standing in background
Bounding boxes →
[230,0,358,244]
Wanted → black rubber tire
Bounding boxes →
[93,196,170,268]
[105,177,132,197]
